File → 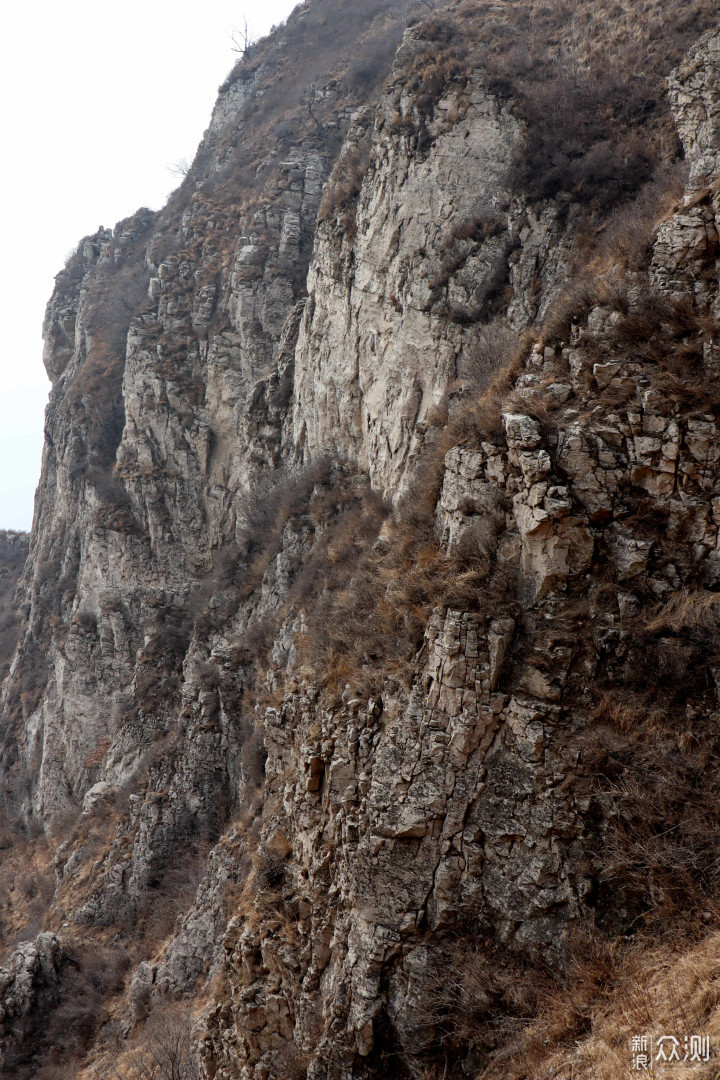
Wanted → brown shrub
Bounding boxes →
[318,135,373,232]
[395,19,471,123]
[298,447,517,699]
[451,210,505,244]
[459,0,719,211]
[255,848,288,892]
[127,1001,200,1080]
[0,941,131,1080]
[459,319,520,389]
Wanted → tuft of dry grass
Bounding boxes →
[495,931,720,1080]
[404,930,720,1080]
[644,589,720,640]
[0,829,56,953]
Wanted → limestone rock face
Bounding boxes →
[1,80,332,835]
[208,605,588,1070]
[0,530,28,683]
[292,76,520,494]
[0,6,578,900]
[3,7,720,1080]
[293,30,577,498]
[0,934,64,1067]
[201,28,720,1080]
[652,28,720,306]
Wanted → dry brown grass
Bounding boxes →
[318,134,374,235]
[644,589,720,639]
[443,0,718,208]
[493,931,720,1080]
[392,13,474,125]
[585,720,720,925]
[0,830,56,953]
[297,449,518,699]
[381,0,717,222]
[401,930,720,1080]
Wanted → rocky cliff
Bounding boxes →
[3,2,720,1078]
[0,532,29,688]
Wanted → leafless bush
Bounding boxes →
[409,0,717,219]
[318,136,373,232]
[255,848,287,892]
[393,16,470,126]
[508,75,656,209]
[577,160,689,274]
[129,1002,200,1080]
[459,319,519,389]
[0,943,130,1080]
[451,210,505,243]
[71,610,97,633]
[265,1043,312,1080]
[580,714,720,935]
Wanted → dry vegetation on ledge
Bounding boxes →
[390,0,716,208]
[286,152,720,1075]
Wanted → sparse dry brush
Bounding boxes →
[394,13,472,124]
[184,460,390,689]
[297,434,518,699]
[449,0,717,208]
[124,1001,200,1080]
[393,921,720,1080]
[484,930,720,1080]
[385,0,715,218]
[0,832,55,951]
[294,75,720,1073]
[0,938,131,1080]
[318,134,373,236]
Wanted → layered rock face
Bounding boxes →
[0,532,28,687]
[1,2,576,912]
[292,53,575,495]
[3,3,720,1079]
[202,25,720,1071]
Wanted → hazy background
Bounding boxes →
[0,0,298,531]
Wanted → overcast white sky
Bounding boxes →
[0,0,298,532]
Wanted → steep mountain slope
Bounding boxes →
[0,532,28,688]
[2,2,720,1078]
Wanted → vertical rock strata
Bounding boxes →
[0,532,29,685]
[203,24,720,1080]
[293,48,575,495]
[2,4,720,1078]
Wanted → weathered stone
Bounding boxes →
[4,13,720,1080]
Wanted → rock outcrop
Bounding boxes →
[0,934,64,1070]
[2,3,720,1079]
[0,532,28,687]
[201,20,720,1080]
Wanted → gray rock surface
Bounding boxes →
[293,44,577,499]
[1,9,720,1080]
[0,934,64,1067]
